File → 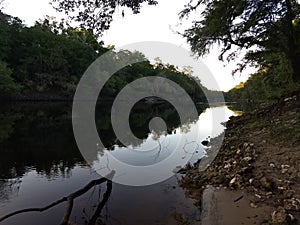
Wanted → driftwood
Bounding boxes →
[0,171,115,225]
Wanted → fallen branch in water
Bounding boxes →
[0,171,115,225]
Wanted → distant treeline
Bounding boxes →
[225,67,300,103]
[0,12,220,102]
[225,60,300,102]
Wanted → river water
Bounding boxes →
[0,102,240,225]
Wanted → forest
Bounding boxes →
[0,11,221,103]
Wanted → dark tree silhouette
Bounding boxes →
[180,0,300,82]
[51,0,158,34]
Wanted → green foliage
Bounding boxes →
[0,12,106,98]
[100,52,209,103]
[0,60,21,97]
[225,65,299,102]
[0,11,214,102]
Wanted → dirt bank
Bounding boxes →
[180,91,300,225]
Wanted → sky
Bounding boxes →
[2,0,255,91]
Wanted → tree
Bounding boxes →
[0,11,108,98]
[0,60,21,97]
[51,0,157,34]
[180,0,300,82]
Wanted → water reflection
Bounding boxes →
[0,178,21,203]
[0,103,83,180]
[227,102,258,114]
[0,103,236,225]
[92,105,234,186]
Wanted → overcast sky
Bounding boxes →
[2,0,255,91]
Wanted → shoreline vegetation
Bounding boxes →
[179,91,300,225]
[0,12,222,104]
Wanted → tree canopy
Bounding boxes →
[0,11,214,102]
[49,0,300,85]
[51,0,157,34]
[180,0,300,83]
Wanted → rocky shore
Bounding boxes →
[179,91,300,225]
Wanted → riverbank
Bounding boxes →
[180,91,300,225]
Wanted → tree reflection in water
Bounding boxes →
[0,102,207,225]
[0,178,21,203]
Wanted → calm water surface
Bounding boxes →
[0,102,238,225]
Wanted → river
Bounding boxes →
[0,102,241,225]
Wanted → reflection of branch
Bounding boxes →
[154,139,171,161]
[0,171,115,224]
[154,139,162,161]
[182,140,201,160]
[88,180,112,225]
[60,196,74,225]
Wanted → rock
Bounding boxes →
[281,165,290,169]
[201,140,209,146]
[243,156,254,163]
[255,193,262,199]
[283,198,300,210]
[250,202,258,208]
[224,164,231,169]
[284,97,293,102]
[237,166,253,175]
[173,166,182,173]
[260,177,275,191]
[243,156,253,162]
[278,186,286,190]
[287,214,296,223]
[271,207,287,224]
[229,177,236,185]
[269,163,276,168]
